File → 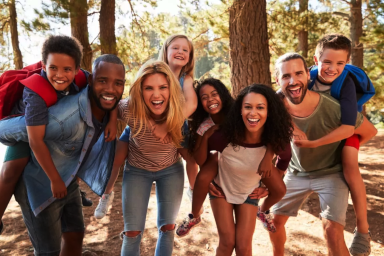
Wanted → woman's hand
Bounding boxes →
[249,187,269,199]
[209,182,225,198]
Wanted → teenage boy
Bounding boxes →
[294,34,374,256]
[0,54,125,256]
[270,53,377,256]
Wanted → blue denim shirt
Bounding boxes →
[0,87,114,216]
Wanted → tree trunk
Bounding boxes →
[298,0,308,58]
[229,0,271,97]
[69,0,92,72]
[9,0,23,69]
[350,0,363,68]
[100,0,117,55]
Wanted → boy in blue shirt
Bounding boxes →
[293,34,376,256]
[0,36,117,235]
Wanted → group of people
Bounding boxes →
[0,32,377,256]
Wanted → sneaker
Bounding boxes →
[349,228,371,256]
[0,220,3,235]
[176,213,201,237]
[94,192,115,219]
[257,209,276,233]
[80,190,93,207]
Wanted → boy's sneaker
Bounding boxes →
[94,192,114,219]
[176,213,201,237]
[80,190,93,207]
[0,220,4,235]
[257,209,276,233]
[349,228,371,256]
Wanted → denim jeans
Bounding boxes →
[121,160,184,256]
[14,179,84,256]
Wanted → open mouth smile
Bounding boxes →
[152,100,164,109]
[288,86,302,97]
[247,118,260,126]
[208,104,219,110]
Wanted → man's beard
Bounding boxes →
[90,87,122,111]
[283,80,309,105]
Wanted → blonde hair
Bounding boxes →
[158,34,195,80]
[128,60,185,147]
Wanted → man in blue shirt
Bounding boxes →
[0,54,125,256]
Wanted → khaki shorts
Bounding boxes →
[272,172,349,226]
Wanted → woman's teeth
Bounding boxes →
[248,118,259,124]
[152,100,163,105]
[209,104,218,109]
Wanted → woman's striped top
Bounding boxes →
[118,99,180,171]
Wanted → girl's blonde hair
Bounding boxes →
[128,60,185,147]
[158,34,195,79]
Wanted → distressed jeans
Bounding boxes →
[121,160,184,256]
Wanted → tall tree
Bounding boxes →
[100,0,117,55]
[69,0,92,71]
[298,0,308,58]
[8,0,22,69]
[229,0,271,96]
[349,0,363,68]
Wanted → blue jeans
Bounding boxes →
[14,179,84,256]
[121,160,184,256]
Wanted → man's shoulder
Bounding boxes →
[48,87,88,118]
[318,92,341,107]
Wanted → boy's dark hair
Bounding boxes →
[42,35,83,68]
[224,84,293,153]
[315,34,352,59]
[93,54,125,73]
[188,78,233,153]
[275,52,308,78]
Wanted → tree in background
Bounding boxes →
[69,0,92,71]
[298,0,308,58]
[229,0,271,96]
[8,0,22,69]
[100,0,116,55]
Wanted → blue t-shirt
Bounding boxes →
[10,69,89,126]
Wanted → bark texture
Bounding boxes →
[100,0,117,55]
[298,0,308,58]
[350,0,363,68]
[69,0,92,71]
[9,0,23,69]
[229,0,271,97]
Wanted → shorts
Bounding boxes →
[209,182,259,207]
[14,180,85,256]
[3,142,30,162]
[181,121,190,148]
[272,172,349,226]
[344,134,360,150]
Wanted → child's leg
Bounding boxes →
[259,166,286,212]
[0,143,30,222]
[191,152,218,217]
[0,158,29,219]
[234,203,258,256]
[178,148,198,189]
[342,144,369,234]
[210,197,235,256]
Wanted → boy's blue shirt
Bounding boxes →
[0,87,114,216]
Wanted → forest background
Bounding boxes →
[0,0,384,124]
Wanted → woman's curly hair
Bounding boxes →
[188,78,234,153]
[224,84,293,153]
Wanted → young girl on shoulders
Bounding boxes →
[158,34,199,201]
